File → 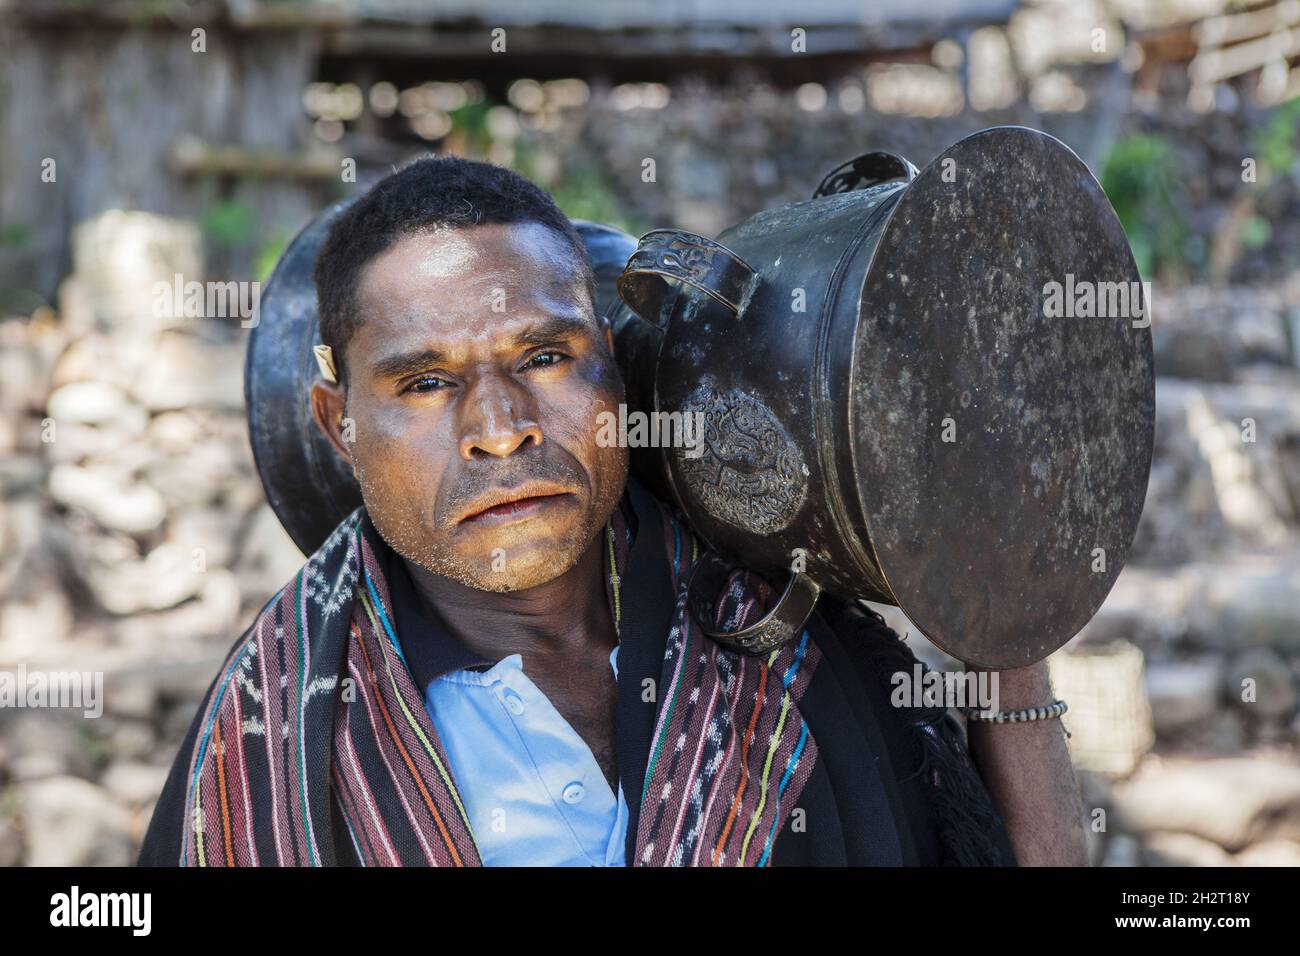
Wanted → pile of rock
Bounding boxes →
[1088,756,1300,866]
[0,211,303,865]
[1061,279,1300,866]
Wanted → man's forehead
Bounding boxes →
[358,223,586,320]
[363,220,586,292]
[349,222,597,365]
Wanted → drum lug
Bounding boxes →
[813,150,918,197]
[617,229,758,328]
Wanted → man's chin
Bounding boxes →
[450,543,586,592]
[440,513,595,591]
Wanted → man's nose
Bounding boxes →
[457,377,543,460]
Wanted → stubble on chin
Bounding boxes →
[359,476,614,594]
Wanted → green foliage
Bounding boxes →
[1099,105,1297,282]
[200,200,256,250]
[550,164,647,235]
[515,142,648,237]
[1241,214,1272,249]
[254,229,292,283]
[200,201,293,282]
[449,100,496,155]
[77,723,113,773]
[0,223,44,315]
[1,223,31,249]
[1254,97,1300,178]
[1100,133,1191,280]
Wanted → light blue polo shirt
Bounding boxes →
[422,647,630,866]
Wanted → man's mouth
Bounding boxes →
[455,483,576,527]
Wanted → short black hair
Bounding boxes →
[314,155,595,383]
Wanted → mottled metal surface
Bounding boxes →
[629,183,904,602]
[850,127,1154,667]
[246,214,638,555]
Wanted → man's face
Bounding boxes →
[319,221,628,592]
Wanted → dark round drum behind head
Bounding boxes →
[244,199,360,558]
[851,126,1155,669]
[245,212,639,556]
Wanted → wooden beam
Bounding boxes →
[167,136,343,180]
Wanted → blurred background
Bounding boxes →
[0,0,1297,867]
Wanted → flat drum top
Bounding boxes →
[850,126,1155,669]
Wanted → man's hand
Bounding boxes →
[964,659,1089,866]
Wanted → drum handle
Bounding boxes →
[616,229,757,328]
[813,150,918,197]
[684,551,822,656]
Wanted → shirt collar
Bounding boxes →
[373,476,645,695]
[381,538,495,689]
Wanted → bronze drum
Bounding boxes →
[613,126,1155,668]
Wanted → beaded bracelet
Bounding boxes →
[960,698,1069,724]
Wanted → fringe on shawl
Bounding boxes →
[821,597,1018,867]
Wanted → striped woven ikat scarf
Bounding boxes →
[178,493,820,866]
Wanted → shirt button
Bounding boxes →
[502,690,525,716]
[562,782,585,804]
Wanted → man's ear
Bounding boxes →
[310,378,356,474]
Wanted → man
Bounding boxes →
[139,156,1086,867]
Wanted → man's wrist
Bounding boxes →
[964,659,1054,712]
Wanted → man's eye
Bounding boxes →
[404,374,451,394]
[523,350,568,370]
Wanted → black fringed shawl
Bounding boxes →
[797,595,1019,866]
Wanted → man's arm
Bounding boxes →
[963,660,1088,866]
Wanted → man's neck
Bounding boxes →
[403,532,616,667]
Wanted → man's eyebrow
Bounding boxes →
[511,315,593,349]
[368,316,593,381]
[369,348,449,381]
